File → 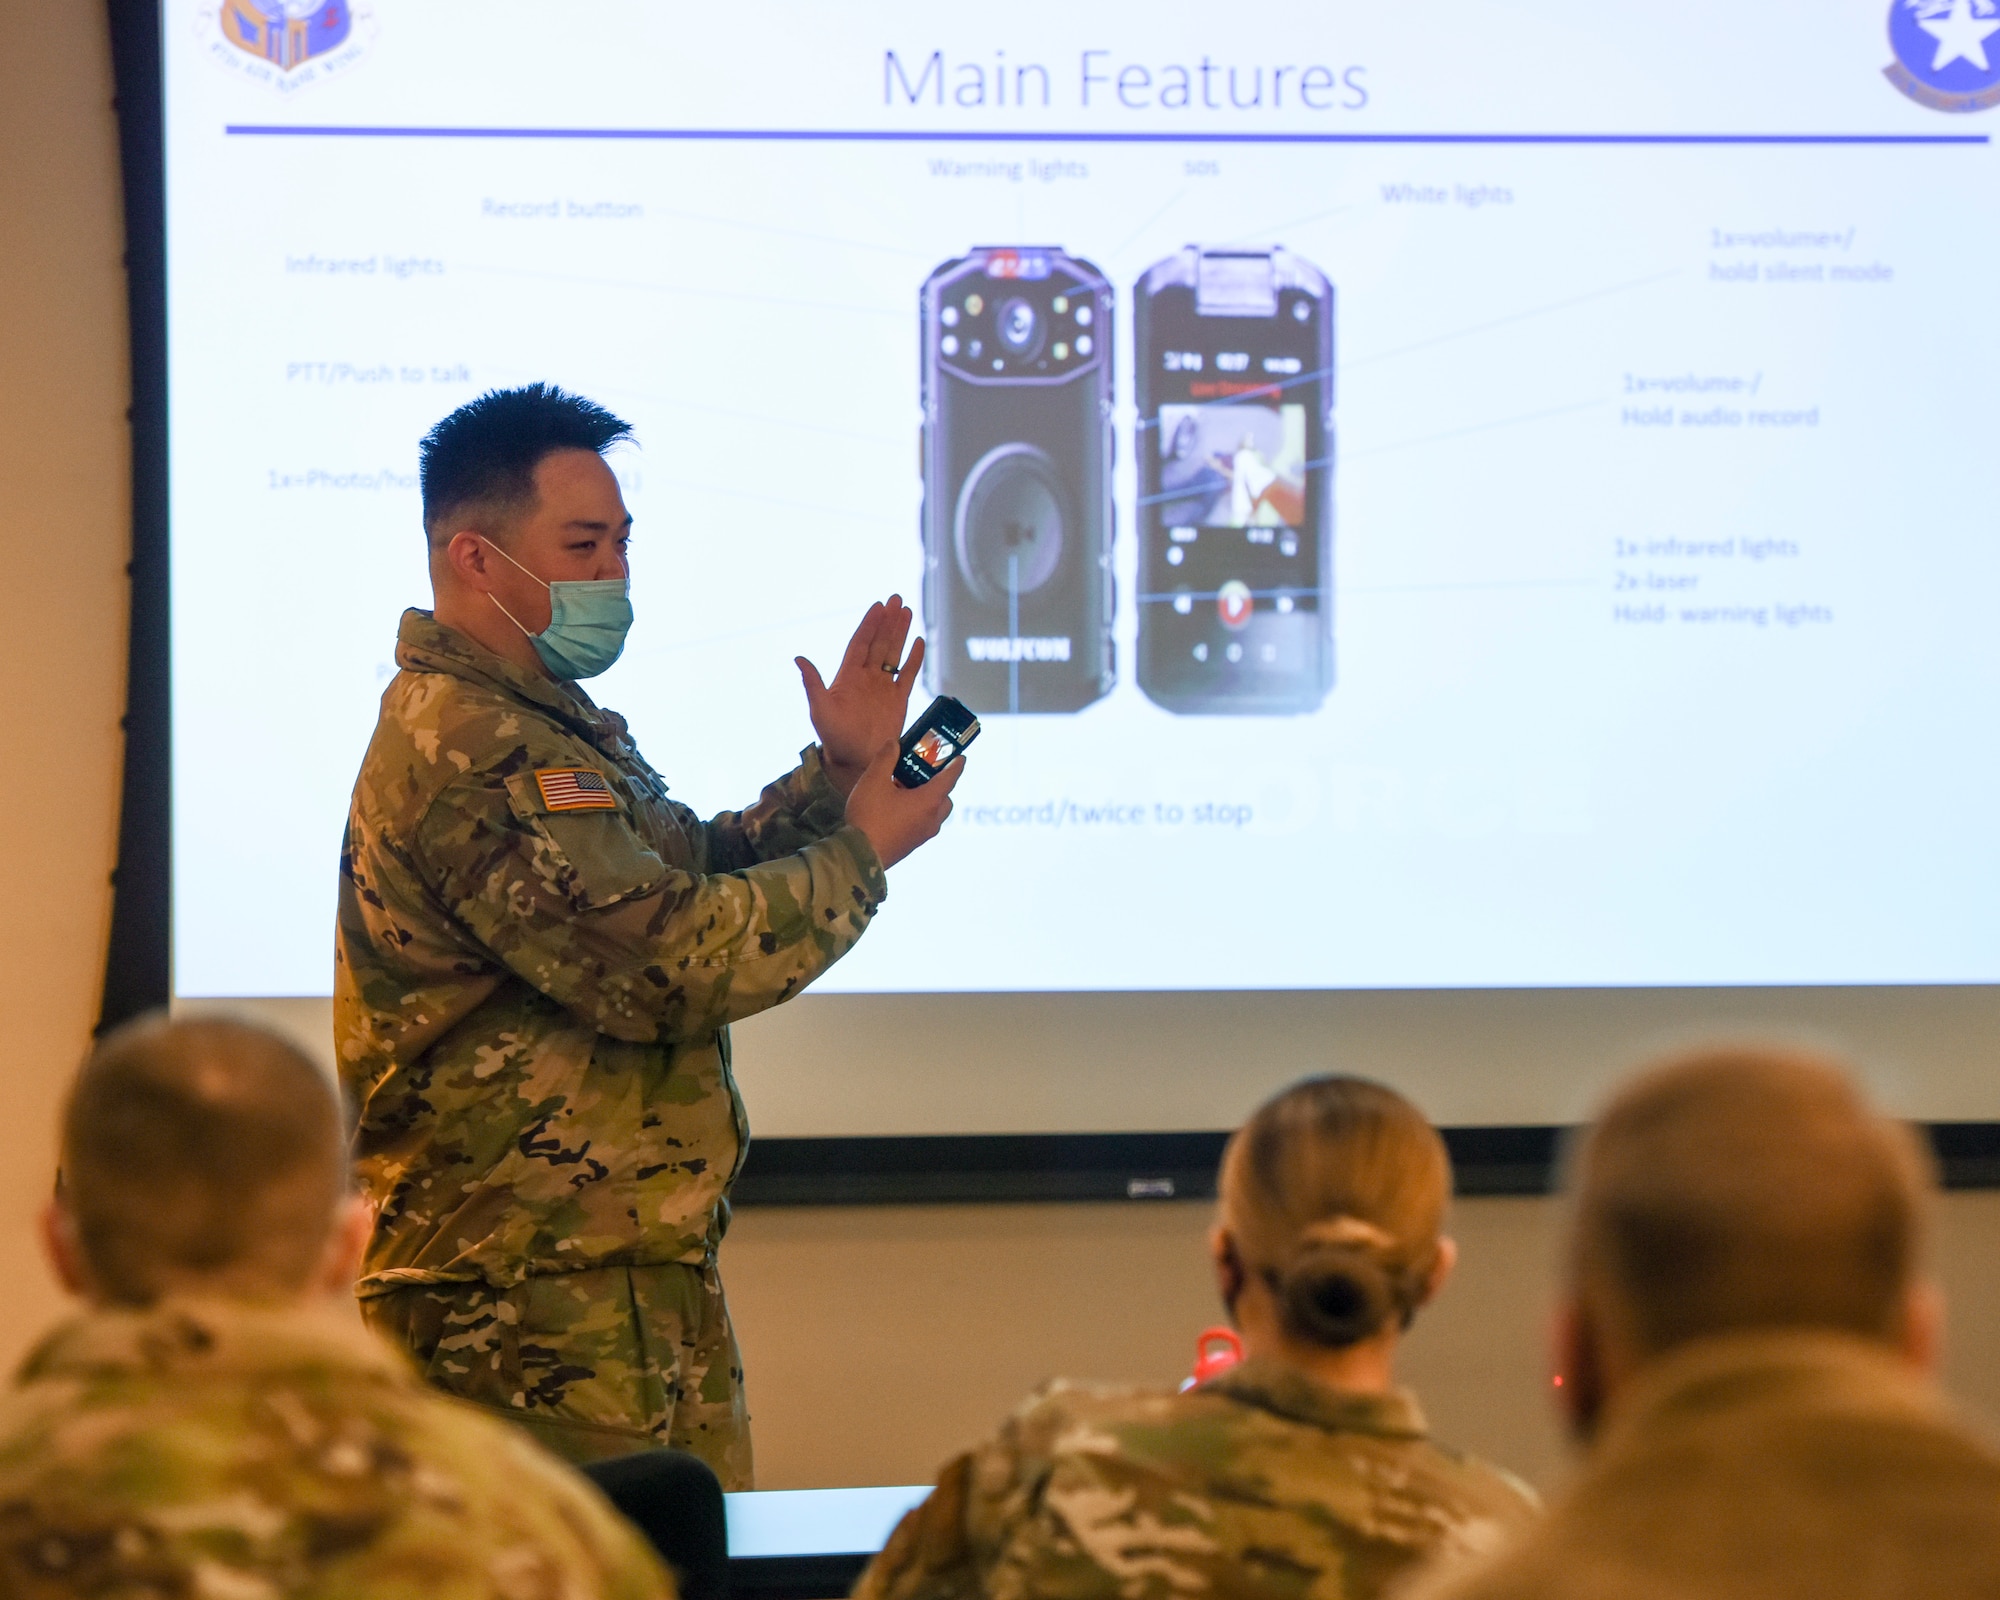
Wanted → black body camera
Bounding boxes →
[895,694,981,788]
[920,247,1115,715]
[1134,246,1335,714]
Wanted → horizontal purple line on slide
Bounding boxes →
[222,125,1988,146]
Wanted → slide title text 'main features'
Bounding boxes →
[885,50,1369,112]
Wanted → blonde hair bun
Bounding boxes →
[1220,1076,1450,1351]
[1276,1238,1400,1346]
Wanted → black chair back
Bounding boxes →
[581,1449,728,1600]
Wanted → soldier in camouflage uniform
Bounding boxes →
[853,1078,1538,1600]
[1410,1048,2000,1600]
[0,1302,673,1600]
[337,386,957,1485]
[3,1013,673,1600]
[854,1363,1536,1600]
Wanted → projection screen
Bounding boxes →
[154,0,2000,1142]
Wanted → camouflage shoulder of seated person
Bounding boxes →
[0,1298,676,1600]
[856,1372,1538,1600]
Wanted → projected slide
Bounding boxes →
[165,1,2000,997]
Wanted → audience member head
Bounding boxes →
[1212,1076,1456,1388]
[46,1014,366,1309]
[1558,1043,1937,1438]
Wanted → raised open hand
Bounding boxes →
[797,595,926,796]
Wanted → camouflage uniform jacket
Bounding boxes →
[337,610,885,1295]
[0,1297,675,1599]
[1409,1330,2000,1600]
[852,1357,1539,1600]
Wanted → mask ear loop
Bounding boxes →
[476,536,551,641]
[488,591,540,642]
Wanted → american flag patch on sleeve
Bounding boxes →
[534,768,619,812]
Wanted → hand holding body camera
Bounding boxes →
[843,696,978,867]
[894,695,981,787]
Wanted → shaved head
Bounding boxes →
[1572,1045,1932,1359]
[60,1015,348,1306]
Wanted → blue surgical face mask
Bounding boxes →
[485,541,633,680]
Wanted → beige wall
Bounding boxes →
[723,1193,1570,1491]
[0,2,130,1366]
[723,1190,2000,1493]
[6,8,2000,1513]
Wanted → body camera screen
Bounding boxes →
[1136,248,1333,715]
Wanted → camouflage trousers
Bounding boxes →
[361,1260,753,1488]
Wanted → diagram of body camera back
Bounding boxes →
[920,247,1116,715]
[1136,246,1335,715]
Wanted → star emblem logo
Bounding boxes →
[1918,0,2000,69]
[1885,0,2000,110]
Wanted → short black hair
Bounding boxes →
[419,383,633,545]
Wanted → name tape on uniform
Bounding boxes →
[535,768,618,812]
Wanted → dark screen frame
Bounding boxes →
[100,1,2000,1204]
[102,0,171,1034]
